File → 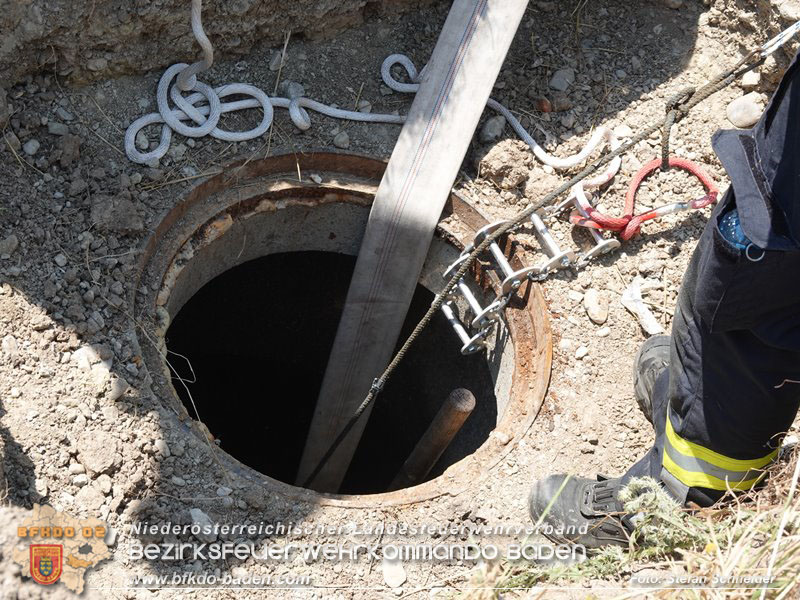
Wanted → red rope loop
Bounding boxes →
[570,156,719,240]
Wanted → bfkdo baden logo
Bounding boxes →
[13,505,111,594]
[30,544,63,585]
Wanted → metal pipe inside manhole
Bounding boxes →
[134,152,551,503]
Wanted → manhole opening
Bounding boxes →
[166,250,499,495]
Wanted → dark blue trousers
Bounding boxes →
[622,50,800,506]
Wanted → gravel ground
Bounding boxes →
[1,0,799,598]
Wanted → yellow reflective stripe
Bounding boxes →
[663,452,765,491]
[665,414,778,471]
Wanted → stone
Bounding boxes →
[68,463,85,475]
[778,0,800,21]
[154,439,170,458]
[56,107,74,121]
[189,508,217,542]
[382,558,406,589]
[0,234,19,256]
[47,121,69,136]
[550,92,573,112]
[596,326,611,337]
[22,138,40,156]
[278,80,305,99]
[741,70,761,91]
[72,474,89,487]
[661,0,683,8]
[77,430,120,475]
[4,132,21,152]
[333,131,350,149]
[479,115,506,143]
[75,484,105,511]
[54,253,67,267]
[575,346,589,360]
[583,289,608,324]
[269,51,283,72]
[96,474,112,494]
[135,131,149,150]
[1,335,17,359]
[90,195,144,233]
[727,92,763,128]
[549,68,575,92]
[86,57,108,72]
[476,140,531,190]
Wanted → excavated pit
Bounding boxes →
[133,152,552,505]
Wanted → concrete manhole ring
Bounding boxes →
[132,151,552,507]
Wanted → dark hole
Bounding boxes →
[166,251,498,494]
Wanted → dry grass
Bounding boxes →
[459,445,800,599]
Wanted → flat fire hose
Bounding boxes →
[295,0,531,492]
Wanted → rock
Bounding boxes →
[72,474,89,487]
[278,80,305,99]
[59,134,81,168]
[727,92,764,128]
[550,92,573,112]
[615,124,634,138]
[741,70,761,91]
[86,57,108,72]
[22,138,40,156]
[479,115,506,143]
[154,439,170,458]
[382,558,406,588]
[661,0,682,8]
[476,140,531,190]
[135,131,149,150]
[4,132,21,152]
[596,326,611,337]
[96,474,112,494]
[47,121,69,136]
[1,335,17,360]
[68,463,85,475]
[269,51,283,72]
[532,97,552,112]
[54,253,67,267]
[90,195,144,233]
[0,87,8,128]
[56,107,74,121]
[778,0,800,21]
[567,290,583,302]
[77,430,120,475]
[171,476,185,487]
[575,346,589,360]
[333,131,350,149]
[583,289,608,324]
[216,486,232,496]
[0,234,19,256]
[75,484,105,511]
[549,68,575,92]
[189,508,217,542]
